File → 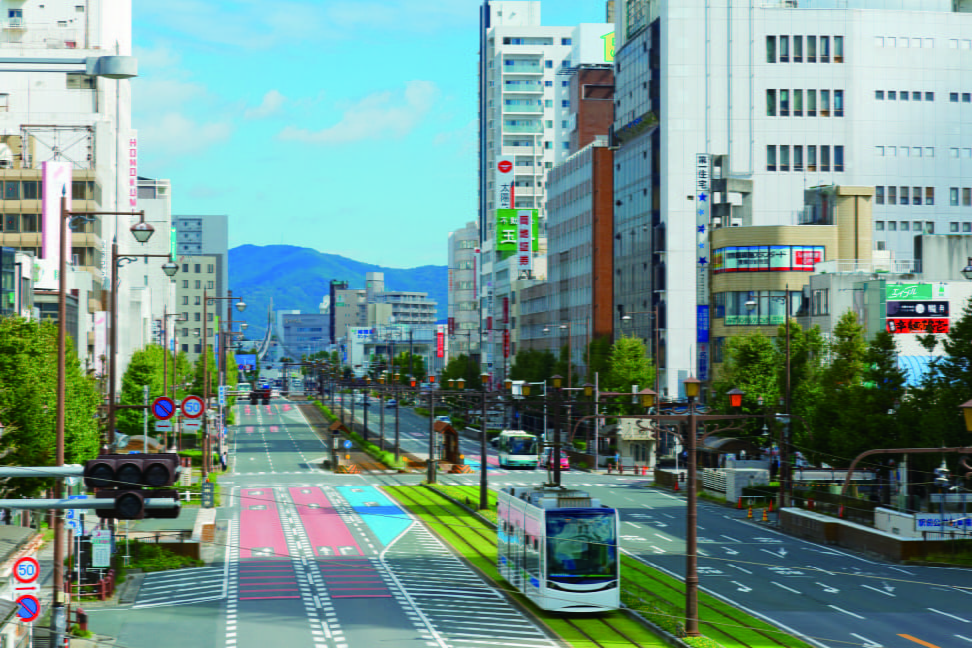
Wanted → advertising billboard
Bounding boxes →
[41,161,71,261]
[571,23,616,65]
[494,157,514,211]
[496,209,538,253]
[886,283,948,301]
[713,245,824,273]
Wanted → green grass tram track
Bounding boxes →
[384,483,667,648]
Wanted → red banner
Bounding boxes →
[437,328,445,358]
[503,330,510,358]
[487,316,493,331]
[448,317,455,335]
[886,318,949,334]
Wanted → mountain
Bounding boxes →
[229,244,447,343]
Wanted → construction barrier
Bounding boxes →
[335,464,360,474]
[449,464,473,474]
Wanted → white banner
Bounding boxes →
[41,161,71,261]
[494,157,514,211]
[516,209,533,271]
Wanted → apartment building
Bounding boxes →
[612,0,972,399]
[173,213,229,362]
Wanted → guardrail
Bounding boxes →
[66,569,115,601]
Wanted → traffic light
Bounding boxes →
[85,454,182,520]
[94,489,181,520]
[84,453,181,488]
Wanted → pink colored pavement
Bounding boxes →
[240,488,290,559]
[289,487,363,558]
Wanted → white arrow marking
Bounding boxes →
[723,547,739,555]
[728,564,752,574]
[721,534,740,543]
[654,533,671,541]
[730,581,752,593]
[849,632,882,648]
[651,546,665,554]
[778,548,788,558]
[771,582,801,594]
[861,584,895,597]
[816,582,839,594]
[881,581,895,593]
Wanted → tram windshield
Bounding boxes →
[546,510,618,581]
[504,436,537,455]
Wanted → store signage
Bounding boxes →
[886,301,949,318]
[886,283,948,301]
[697,305,709,343]
[713,246,824,273]
[516,210,533,271]
[494,157,514,210]
[886,319,949,334]
[496,209,538,253]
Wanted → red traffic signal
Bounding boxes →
[95,488,181,520]
[84,454,181,489]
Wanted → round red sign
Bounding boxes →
[497,160,512,173]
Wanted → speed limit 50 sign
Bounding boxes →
[13,556,39,592]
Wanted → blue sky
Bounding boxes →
[131,1,600,269]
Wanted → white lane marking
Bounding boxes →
[861,584,895,597]
[771,582,801,594]
[955,634,972,643]
[625,521,640,528]
[828,605,865,619]
[653,533,671,541]
[721,534,740,543]
[849,633,883,648]
[728,564,752,574]
[929,608,971,622]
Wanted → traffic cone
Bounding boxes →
[768,499,774,512]
[673,477,679,491]
[747,505,753,519]
[737,497,743,509]
[762,508,768,522]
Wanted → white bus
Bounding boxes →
[497,430,539,469]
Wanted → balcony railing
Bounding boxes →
[502,123,542,134]
[503,104,542,114]
[503,63,543,74]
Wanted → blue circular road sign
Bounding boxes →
[343,440,353,449]
[16,595,40,623]
[152,397,176,420]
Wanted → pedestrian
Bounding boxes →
[615,451,622,474]
[220,452,227,472]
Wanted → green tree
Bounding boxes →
[601,336,655,415]
[0,317,101,497]
[118,345,165,437]
[392,351,426,383]
[190,346,218,397]
[712,330,780,442]
[509,348,556,384]
[440,354,482,389]
[586,335,613,384]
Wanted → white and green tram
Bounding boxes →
[497,486,620,613]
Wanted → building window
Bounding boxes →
[207,264,214,273]
[807,89,816,116]
[767,36,777,63]
[900,186,909,205]
[812,289,829,316]
[834,35,844,62]
[820,145,831,172]
[900,90,909,102]
[926,222,935,234]
[780,89,789,116]
[820,36,830,62]
[194,264,201,273]
[545,60,553,68]
[888,221,897,231]
[888,186,897,205]
[194,280,201,289]
[766,89,776,116]
[182,296,189,305]
[913,187,922,205]
[888,91,896,101]
[794,89,803,116]
[926,147,935,157]
[794,35,803,62]
[182,279,188,288]
[951,222,960,233]
[807,145,817,171]
[793,145,803,171]
[876,186,885,204]
[820,90,830,116]
[194,296,201,305]
[807,36,817,62]
[925,92,934,102]
[965,188,972,206]
[876,221,885,231]
[780,145,790,171]
[766,145,777,171]
[926,187,934,206]
[951,187,960,206]
[780,36,789,62]
[876,90,885,100]
[964,93,972,103]
[876,146,885,157]
[952,92,960,102]
[901,221,909,231]
[834,146,844,172]
[834,90,844,116]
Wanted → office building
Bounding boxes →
[477,0,613,382]
[612,0,972,399]
[173,213,229,362]
[447,221,481,362]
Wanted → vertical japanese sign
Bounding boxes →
[41,161,72,261]
[503,329,510,359]
[696,153,711,382]
[94,311,108,376]
[436,324,445,358]
[494,157,514,211]
[127,132,138,210]
[516,209,533,272]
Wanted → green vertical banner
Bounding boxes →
[170,226,177,262]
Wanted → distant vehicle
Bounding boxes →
[249,388,271,405]
[489,435,500,448]
[497,430,539,469]
[540,448,570,471]
[434,415,452,425]
[385,399,398,408]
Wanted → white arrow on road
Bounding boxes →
[723,547,739,555]
[730,581,752,593]
[850,633,883,648]
[881,581,895,593]
[816,582,839,594]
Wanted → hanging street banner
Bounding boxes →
[696,153,711,383]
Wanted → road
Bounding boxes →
[89,397,559,648]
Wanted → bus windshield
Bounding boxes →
[505,436,537,455]
[546,510,617,580]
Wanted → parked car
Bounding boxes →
[434,415,452,425]
[385,399,398,408]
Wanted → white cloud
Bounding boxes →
[139,113,232,158]
[278,80,438,145]
[433,118,477,152]
[245,90,287,120]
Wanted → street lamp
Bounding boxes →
[962,257,972,281]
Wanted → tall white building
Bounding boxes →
[613,0,972,399]
[477,1,611,383]
[0,0,137,374]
